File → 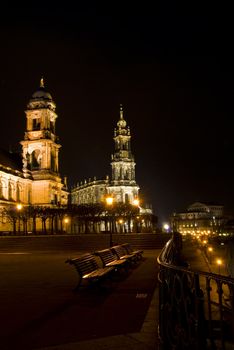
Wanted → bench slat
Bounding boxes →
[111,245,138,264]
[95,248,127,268]
[122,243,143,260]
[66,253,114,289]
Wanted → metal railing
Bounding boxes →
[157,234,234,349]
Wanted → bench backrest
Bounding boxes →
[111,245,127,259]
[95,249,118,265]
[121,243,132,254]
[66,253,99,277]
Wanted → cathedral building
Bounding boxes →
[0,81,154,233]
[0,79,68,231]
[71,105,155,233]
[71,105,147,211]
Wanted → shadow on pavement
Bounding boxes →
[0,252,158,350]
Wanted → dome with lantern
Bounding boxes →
[31,78,52,100]
[27,78,56,110]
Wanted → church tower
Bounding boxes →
[109,105,139,203]
[20,79,67,205]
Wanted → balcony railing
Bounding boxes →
[157,233,234,349]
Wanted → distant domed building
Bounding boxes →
[0,79,68,231]
[170,202,225,235]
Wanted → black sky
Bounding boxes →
[0,2,234,223]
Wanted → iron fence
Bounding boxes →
[157,235,234,349]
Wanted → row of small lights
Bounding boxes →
[200,238,223,273]
[161,223,224,274]
[15,196,140,224]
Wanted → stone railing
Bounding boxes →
[157,233,234,349]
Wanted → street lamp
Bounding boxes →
[64,217,69,233]
[118,218,123,233]
[106,196,114,206]
[163,223,170,233]
[133,198,140,206]
[16,203,23,234]
[16,203,23,211]
[105,196,114,247]
[216,258,222,275]
[132,198,140,232]
[207,246,213,263]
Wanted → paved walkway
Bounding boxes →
[1,236,223,350]
[40,287,159,350]
[0,250,160,350]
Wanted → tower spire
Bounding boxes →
[40,77,44,88]
[111,105,138,198]
[120,104,123,120]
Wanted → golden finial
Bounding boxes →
[40,77,44,88]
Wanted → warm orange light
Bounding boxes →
[16,203,22,210]
[64,218,69,224]
[203,240,207,245]
[216,259,222,266]
[119,219,123,224]
[133,198,139,206]
[106,196,114,205]
[208,247,213,252]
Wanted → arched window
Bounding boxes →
[31,149,41,169]
[28,189,31,204]
[125,193,129,203]
[8,183,14,200]
[16,184,22,202]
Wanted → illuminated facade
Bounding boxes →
[0,79,68,231]
[71,105,140,206]
[171,202,224,236]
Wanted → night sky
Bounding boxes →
[0,2,234,223]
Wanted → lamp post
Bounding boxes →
[163,223,170,233]
[133,198,139,207]
[118,219,123,233]
[132,198,140,233]
[105,196,114,247]
[16,203,22,234]
[64,217,69,233]
[216,258,222,275]
[202,239,207,252]
[207,246,213,264]
[16,203,23,211]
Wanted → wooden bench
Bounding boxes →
[111,245,138,264]
[66,253,114,290]
[121,243,144,260]
[94,248,128,269]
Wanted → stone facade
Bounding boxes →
[0,79,68,231]
[71,105,141,207]
[171,202,224,235]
